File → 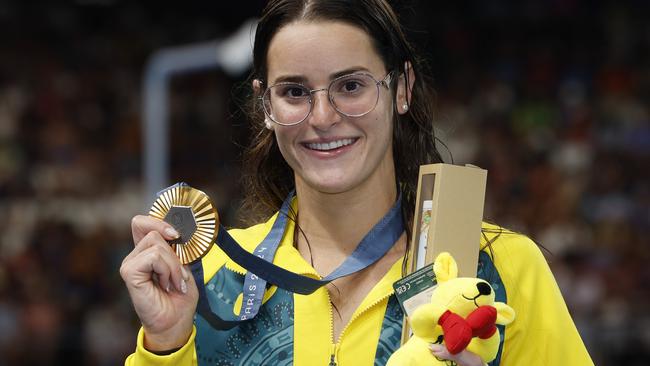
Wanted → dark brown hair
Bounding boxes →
[240,0,443,242]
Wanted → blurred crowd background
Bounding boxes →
[0,1,648,365]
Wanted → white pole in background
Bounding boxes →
[142,19,257,204]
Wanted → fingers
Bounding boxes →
[121,230,190,294]
[430,344,486,366]
[127,214,186,293]
[142,244,188,293]
[131,214,180,245]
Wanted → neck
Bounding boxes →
[294,171,397,256]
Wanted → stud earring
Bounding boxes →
[402,103,409,112]
[264,118,273,130]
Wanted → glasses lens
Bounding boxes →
[263,84,311,125]
[329,74,379,117]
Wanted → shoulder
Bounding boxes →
[480,222,570,316]
[200,215,278,282]
[480,222,547,271]
[479,222,556,299]
[228,218,276,250]
[479,227,593,363]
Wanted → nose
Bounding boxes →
[308,89,340,130]
[476,282,492,296]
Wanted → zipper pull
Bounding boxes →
[328,343,339,366]
[329,354,337,366]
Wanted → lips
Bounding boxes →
[303,138,358,152]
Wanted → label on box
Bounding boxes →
[393,264,438,316]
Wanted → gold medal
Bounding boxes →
[149,183,219,264]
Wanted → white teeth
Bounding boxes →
[307,138,355,151]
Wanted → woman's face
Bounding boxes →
[265,20,402,195]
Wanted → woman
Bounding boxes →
[121,1,593,365]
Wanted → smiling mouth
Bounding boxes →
[304,138,357,152]
[462,293,481,308]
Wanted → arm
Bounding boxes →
[495,234,594,365]
[125,327,197,366]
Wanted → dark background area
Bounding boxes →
[0,1,648,365]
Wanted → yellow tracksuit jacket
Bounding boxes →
[125,211,593,365]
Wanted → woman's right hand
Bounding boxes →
[120,215,199,352]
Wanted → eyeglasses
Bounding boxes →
[261,71,393,126]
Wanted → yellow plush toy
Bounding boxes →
[387,252,515,366]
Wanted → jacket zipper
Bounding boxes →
[328,343,340,366]
[327,289,338,365]
[226,252,398,364]
[326,288,394,365]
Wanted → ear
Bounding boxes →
[252,78,263,95]
[253,79,274,131]
[395,61,415,115]
[433,252,458,283]
[494,302,516,325]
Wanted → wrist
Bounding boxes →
[143,326,192,352]
[149,346,182,356]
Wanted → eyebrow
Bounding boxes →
[271,66,372,85]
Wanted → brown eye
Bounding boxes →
[343,80,361,92]
[288,87,307,97]
[332,74,371,96]
[279,85,308,98]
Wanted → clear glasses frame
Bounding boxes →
[260,71,393,126]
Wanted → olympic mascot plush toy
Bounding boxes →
[387,252,515,366]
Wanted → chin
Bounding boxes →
[308,180,352,195]
[301,172,361,195]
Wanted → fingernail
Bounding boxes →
[430,344,444,352]
[165,227,180,238]
[180,279,187,294]
[181,266,190,281]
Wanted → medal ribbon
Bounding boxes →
[190,191,404,329]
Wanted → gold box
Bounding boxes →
[401,163,487,344]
